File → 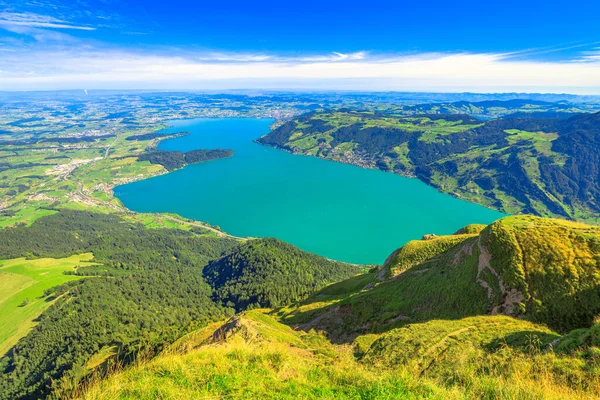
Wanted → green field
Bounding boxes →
[0,253,95,355]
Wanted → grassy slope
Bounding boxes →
[484,215,600,330]
[76,311,444,400]
[77,310,600,400]
[278,234,489,340]
[0,253,93,355]
[384,233,476,277]
[278,215,600,339]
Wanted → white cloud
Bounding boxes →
[189,51,367,63]
[332,52,366,60]
[0,12,95,31]
[296,52,367,62]
[0,48,599,93]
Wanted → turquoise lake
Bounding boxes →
[116,118,505,264]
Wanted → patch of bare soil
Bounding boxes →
[452,241,474,265]
[477,237,524,316]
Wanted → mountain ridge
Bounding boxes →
[259,110,600,221]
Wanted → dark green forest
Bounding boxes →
[0,211,237,399]
[204,238,360,311]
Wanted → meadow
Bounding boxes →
[0,253,93,355]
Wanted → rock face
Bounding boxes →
[421,234,438,240]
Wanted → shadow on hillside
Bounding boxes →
[275,264,491,343]
[280,305,489,344]
[485,330,561,352]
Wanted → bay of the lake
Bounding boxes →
[116,118,504,264]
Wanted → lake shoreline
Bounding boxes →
[116,117,505,265]
[253,137,505,217]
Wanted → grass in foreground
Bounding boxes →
[77,341,451,400]
[74,311,600,400]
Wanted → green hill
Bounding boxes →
[204,238,360,311]
[0,211,356,400]
[258,111,600,222]
[278,216,600,341]
[397,99,592,119]
[0,211,239,400]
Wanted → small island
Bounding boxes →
[138,148,234,171]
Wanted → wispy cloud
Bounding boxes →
[190,51,368,63]
[579,48,600,62]
[194,53,274,62]
[0,11,95,31]
[295,52,367,62]
[0,47,599,93]
[499,42,600,64]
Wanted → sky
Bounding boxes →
[0,0,600,93]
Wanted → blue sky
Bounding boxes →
[1,0,599,92]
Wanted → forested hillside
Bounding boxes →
[0,211,237,399]
[0,211,354,400]
[3,212,600,399]
[204,238,360,310]
[259,110,600,221]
